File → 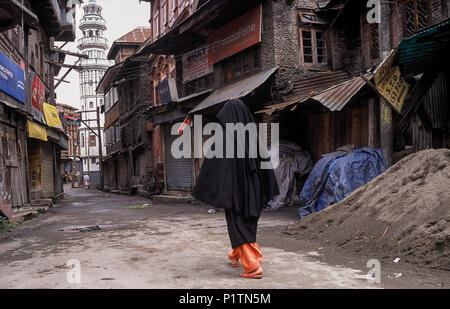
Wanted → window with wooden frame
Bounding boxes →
[89,135,96,147]
[299,28,327,66]
[221,46,260,85]
[404,0,430,37]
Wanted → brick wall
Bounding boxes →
[262,0,328,97]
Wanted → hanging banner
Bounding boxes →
[182,45,213,83]
[208,4,262,65]
[30,72,45,121]
[0,50,25,104]
[374,50,410,113]
[43,102,63,129]
[27,120,48,141]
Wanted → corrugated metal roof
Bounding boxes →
[189,67,278,114]
[175,89,213,103]
[310,73,373,111]
[255,98,306,115]
[291,70,351,99]
[254,70,352,115]
[397,18,450,74]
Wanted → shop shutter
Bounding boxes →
[163,125,193,191]
[41,142,55,199]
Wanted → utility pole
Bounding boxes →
[77,109,103,190]
[379,1,393,167]
[71,123,78,188]
[96,106,104,190]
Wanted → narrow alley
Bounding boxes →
[0,186,448,289]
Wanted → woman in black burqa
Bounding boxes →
[192,99,279,279]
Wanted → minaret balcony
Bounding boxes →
[77,37,109,50]
[80,58,113,68]
[79,17,107,31]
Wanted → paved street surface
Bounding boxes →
[0,186,447,289]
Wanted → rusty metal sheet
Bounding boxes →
[189,67,279,114]
[255,98,306,115]
[254,71,352,115]
[310,74,373,111]
[291,71,351,99]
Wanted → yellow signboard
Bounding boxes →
[27,120,48,141]
[374,51,410,113]
[43,102,63,129]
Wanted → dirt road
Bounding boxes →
[0,186,447,288]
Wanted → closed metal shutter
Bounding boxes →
[41,142,55,199]
[164,125,193,191]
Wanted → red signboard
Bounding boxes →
[31,72,45,121]
[208,5,262,65]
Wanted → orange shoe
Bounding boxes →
[228,251,240,267]
[230,259,240,267]
[240,267,263,279]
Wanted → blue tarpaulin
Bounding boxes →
[299,148,387,218]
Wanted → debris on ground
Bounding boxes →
[287,149,450,271]
[208,209,216,214]
[125,203,151,209]
[58,225,102,232]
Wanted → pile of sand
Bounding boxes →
[286,149,450,270]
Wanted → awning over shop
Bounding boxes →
[27,120,47,141]
[396,18,450,75]
[189,67,278,114]
[47,127,69,150]
[43,102,63,129]
[255,71,367,115]
[309,73,373,111]
[175,89,213,103]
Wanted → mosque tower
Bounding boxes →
[77,0,112,184]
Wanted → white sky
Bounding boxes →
[55,0,150,109]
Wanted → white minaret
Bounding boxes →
[77,0,112,184]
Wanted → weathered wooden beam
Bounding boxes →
[50,48,89,59]
[46,61,81,70]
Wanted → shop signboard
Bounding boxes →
[208,4,262,65]
[182,45,213,83]
[0,50,25,104]
[30,72,45,121]
[374,50,410,113]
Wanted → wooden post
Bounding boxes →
[49,37,56,105]
[368,98,378,148]
[96,106,104,190]
[380,99,393,165]
[378,1,393,166]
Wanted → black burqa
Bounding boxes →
[192,99,279,249]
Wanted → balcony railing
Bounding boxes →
[80,58,113,68]
[77,37,109,50]
[79,17,107,30]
